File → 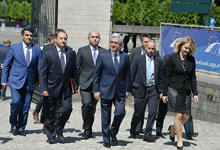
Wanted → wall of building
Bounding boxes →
[57,0,113,51]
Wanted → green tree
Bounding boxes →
[112,0,125,24]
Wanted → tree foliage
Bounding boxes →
[112,0,220,27]
[0,0,31,21]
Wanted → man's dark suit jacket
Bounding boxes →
[131,54,163,99]
[163,53,198,96]
[0,45,9,74]
[39,45,78,98]
[129,46,160,63]
[76,45,106,90]
[93,50,131,100]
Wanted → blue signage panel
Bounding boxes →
[161,26,220,72]
[210,18,215,27]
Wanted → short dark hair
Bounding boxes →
[21,28,34,35]
[47,33,55,42]
[55,29,68,38]
[140,33,151,41]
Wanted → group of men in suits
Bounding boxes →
[1,28,197,147]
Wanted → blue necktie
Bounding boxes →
[26,46,30,66]
[114,53,119,74]
[146,58,151,85]
[60,49,65,73]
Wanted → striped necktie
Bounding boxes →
[60,49,65,73]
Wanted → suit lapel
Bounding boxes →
[154,56,159,80]
[28,44,36,67]
[137,47,142,55]
[52,45,63,72]
[175,53,183,70]
[118,51,124,74]
[64,47,70,73]
[19,42,26,66]
[86,45,94,67]
[142,55,146,79]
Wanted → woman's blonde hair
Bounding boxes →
[174,36,197,55]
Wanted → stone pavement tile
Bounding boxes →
[0,89,220,150]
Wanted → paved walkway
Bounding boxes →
[0,89,220,150]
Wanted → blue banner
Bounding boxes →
[161,26,220,72]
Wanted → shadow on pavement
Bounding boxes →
[0,137,13,144]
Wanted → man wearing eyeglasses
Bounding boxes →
[130,41,163,142]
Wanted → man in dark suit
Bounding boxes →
[39,29,78,144]
[130,41,163,142]
[76,30,106,139]
[0,38,11,100]
[129,33,159,134]
[1,28,42,136]
[129,34,159,63]
[93,33,131,148]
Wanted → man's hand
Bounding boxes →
[1,64,3,69]
[77,86,80,94]
[162,96,168,103]
[1,83,8,88]
[94,92,100,100]
[126,92,131,99]
[194,95,198,104]
[160,93,163,99]
[42,91,49,97]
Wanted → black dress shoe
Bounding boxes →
[103,142,111,148]
[47,139,56,144]
[88,129,95,138]
[143,137,155,142]
[191,132,199,137]
[130,130,136,139]
[10,126,17,136]
[83,129,90,139]
[177,146,183,149]
[140,129,145,134]
[56,132,65,141]
[168,125,175,142]
[186,132,198,140]
[156,128,162,136]
[17,131,26,136]
[110,133,118,144]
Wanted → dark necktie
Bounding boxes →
[60,49,65,73]
[26,46,30,65]
[114,53,119,74]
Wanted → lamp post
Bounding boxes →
[1,0,7,30]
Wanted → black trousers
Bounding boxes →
[131,86,159,138]
[80,84,97,130]
[44,93,72,140]
[156,100,194,134]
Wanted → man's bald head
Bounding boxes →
[3,38,11,46]
[145,41,156,57]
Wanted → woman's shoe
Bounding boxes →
[177,146,183,149]
[168,125,175,142]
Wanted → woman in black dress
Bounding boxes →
[162,36,198,149]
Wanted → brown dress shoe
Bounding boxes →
[1,97,5,100]
[32,111,39,122]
